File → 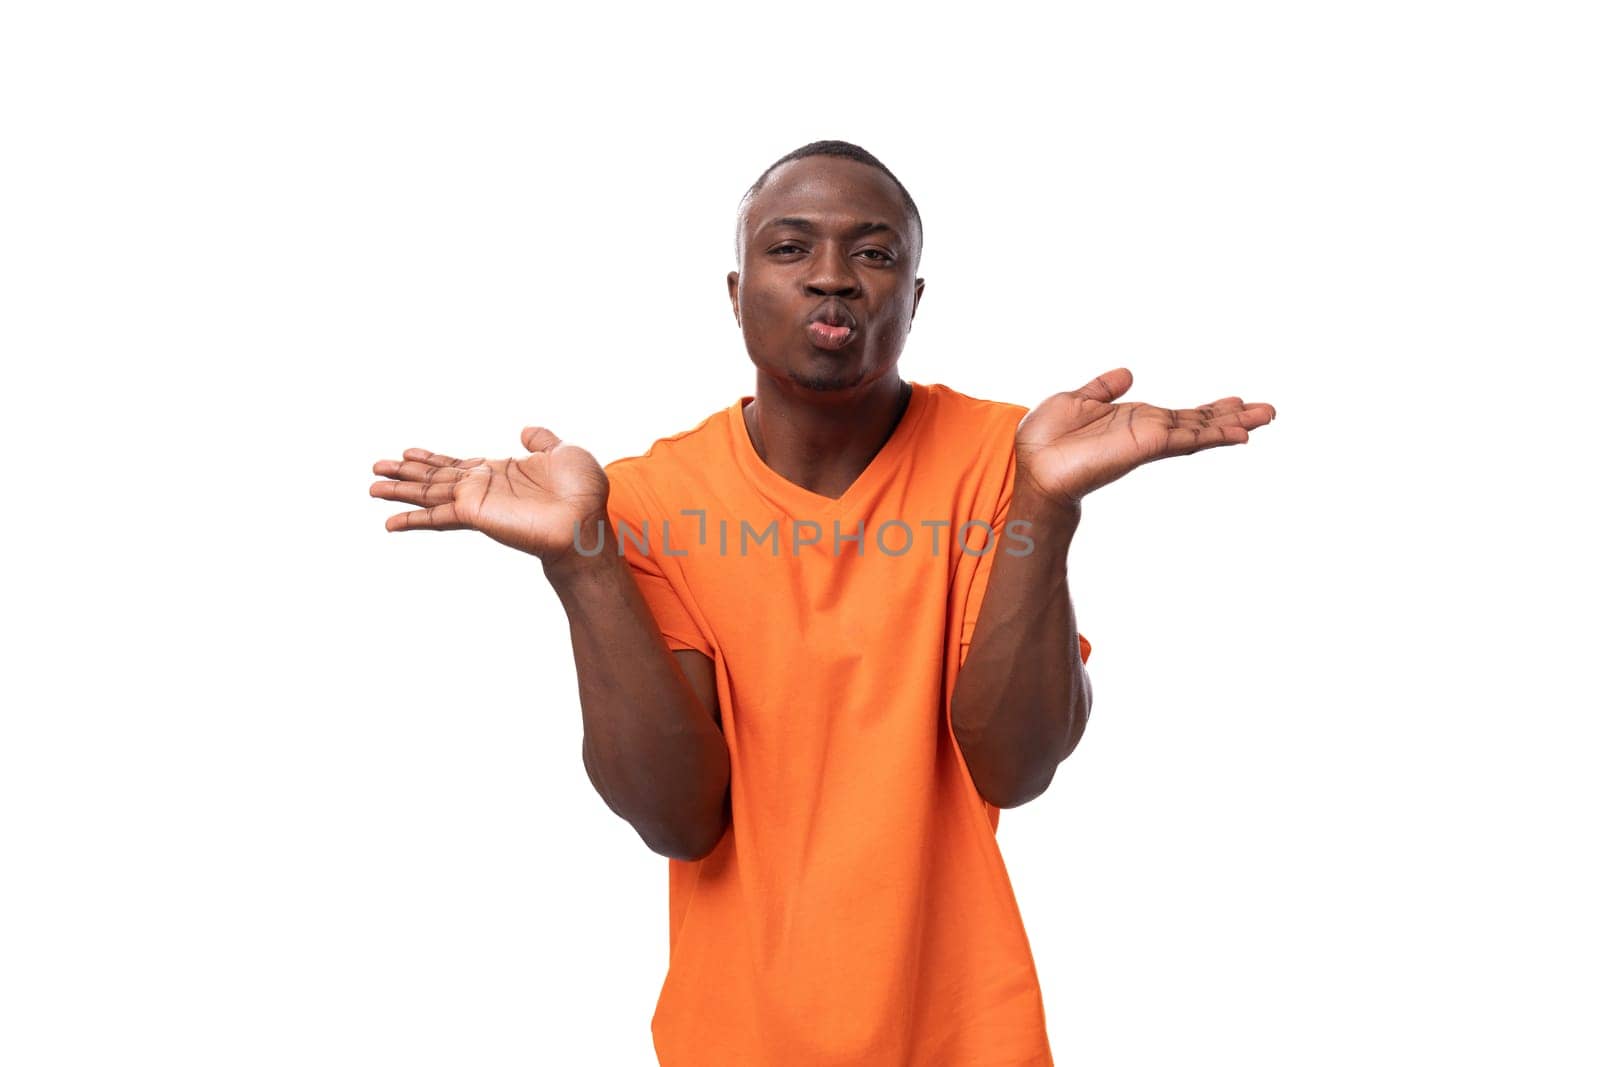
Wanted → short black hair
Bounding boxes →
[734,140,923,270]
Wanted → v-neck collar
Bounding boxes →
[727,380,929,520]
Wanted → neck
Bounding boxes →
[743,373,912,501]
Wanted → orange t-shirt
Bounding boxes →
[602,380,1091,1066]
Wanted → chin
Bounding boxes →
[789,369,862,392]
[786,357,874,393]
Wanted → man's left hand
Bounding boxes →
[1014,367,1277,508]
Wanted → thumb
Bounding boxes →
[521,426,562,453]
[1074,368,1133,404]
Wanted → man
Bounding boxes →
[369,141,1275,1065]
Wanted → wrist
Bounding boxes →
[1009,475,1081,550]
[540,510,618,584]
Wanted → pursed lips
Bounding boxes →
[805,301,858,350]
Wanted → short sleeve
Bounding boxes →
[605,466,714,658]
[627,567,713,656]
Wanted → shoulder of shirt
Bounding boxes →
[922,382,1031,436]
[601,404,731,510]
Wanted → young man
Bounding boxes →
[369,141,1275,1065]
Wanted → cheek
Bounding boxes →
[741,283,789,337]
[867,299,912,342]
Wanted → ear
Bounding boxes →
[726,270,741,326]
[910,277,925,325]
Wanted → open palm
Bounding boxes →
[369,427,609,563]
[1014,368,1276,504]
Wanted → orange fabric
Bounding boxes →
[602,381,1091,1066]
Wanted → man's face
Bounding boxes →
[728,157,924,397]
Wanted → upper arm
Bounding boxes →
[672,648,721,731]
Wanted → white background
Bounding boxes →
[4,2,1596,1064]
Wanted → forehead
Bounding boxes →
[744,156,911,237]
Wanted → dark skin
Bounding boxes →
[367,155,1276,856]
[727,156,924,499]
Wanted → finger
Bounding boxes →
[384,502,469,532]
[399,448,487,469]
[400,448,460,467]
[1074,368,1133,404]
[1189,402,1274,430]
[1168,400,1275,431]
[370,478,458,507]
[1186,397,1245,420]
[522,426,561,453]
[1229,403,1275,430]
[371,458,473,483]
[1160,423,1251,457]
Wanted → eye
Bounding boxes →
[769,243,805,256]
[858,249,893,262]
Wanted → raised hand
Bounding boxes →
[369,426,609,564]
[1014,368,1276,507]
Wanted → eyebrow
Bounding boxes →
[763,217,901,240]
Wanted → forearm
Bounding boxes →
[949,485,1092,808]
[544,519,730,860]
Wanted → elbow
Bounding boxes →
[636,773,732,862]
[955,720,1059,810]
[584,734,731,861]
[643,801,729,862]
[957,700,1090,810]
[987,759,1060,810]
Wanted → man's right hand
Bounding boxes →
[369,426,610,566]
[372,424,729,860]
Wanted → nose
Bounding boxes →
[803,243,861,299]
